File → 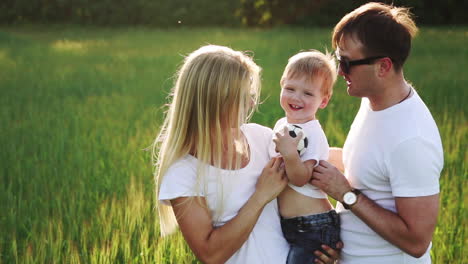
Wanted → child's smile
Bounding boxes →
[289,104,303,110]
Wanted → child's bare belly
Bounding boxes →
[278,186,333,218]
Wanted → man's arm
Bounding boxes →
[352,193,439,257]
[328,147,344,172]
[311,161,439,258]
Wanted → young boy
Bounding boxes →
[270,50,339,264]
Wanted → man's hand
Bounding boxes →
[311,160,352,201]
[314,242,343,264]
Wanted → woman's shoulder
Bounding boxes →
[159,156,199,200]
[164,156,197,180]
[242,123,273,135]
[242,123,274,153]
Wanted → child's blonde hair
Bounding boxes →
[152,45,261,236]
[281,50,337,97]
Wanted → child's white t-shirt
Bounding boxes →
[159,123,289,264]
[269,117,329,198]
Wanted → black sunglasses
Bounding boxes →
[336,55,387,74]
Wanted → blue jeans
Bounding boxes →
[281,210,341,264]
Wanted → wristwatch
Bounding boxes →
[342,189,361,209]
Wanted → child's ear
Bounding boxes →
[319,94,331,109]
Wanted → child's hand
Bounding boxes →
[273,126,302,158]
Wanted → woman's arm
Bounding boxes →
[171,157,287,264]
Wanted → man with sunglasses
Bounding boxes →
[310,2,443,264]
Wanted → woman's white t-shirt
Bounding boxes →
[159,123,289,264]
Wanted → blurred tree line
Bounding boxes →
[0,0,466,26]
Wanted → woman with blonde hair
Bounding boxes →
[153,45,289,263]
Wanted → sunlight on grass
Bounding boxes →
[51,39,108,55]
[52,39,88,54]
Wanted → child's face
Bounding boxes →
[280,76,329,124]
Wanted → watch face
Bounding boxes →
[344,192,357,205]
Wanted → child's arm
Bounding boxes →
[273,127,316,186]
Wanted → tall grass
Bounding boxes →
[0,25,466,263]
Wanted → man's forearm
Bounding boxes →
[312,161,439,258]
[349,193,438,258]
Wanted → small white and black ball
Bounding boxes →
[287,124,308,156]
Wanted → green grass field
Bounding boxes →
[0,25,466,263]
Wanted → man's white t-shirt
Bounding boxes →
[269,117,329,198]
[159,123,289,264]
[339,88,443,264]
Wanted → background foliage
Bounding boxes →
[1,0,467,26]
[0,25,466,263]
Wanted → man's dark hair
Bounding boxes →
[332,2,418,72]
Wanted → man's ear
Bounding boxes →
[377,57,393,77]
[319,94,331,109]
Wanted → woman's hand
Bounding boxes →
[171,157,288,264]
[314,242,343,264]
[253,157,288,206]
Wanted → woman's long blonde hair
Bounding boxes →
[153,45,261,236]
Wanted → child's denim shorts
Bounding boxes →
[281,210,341,264]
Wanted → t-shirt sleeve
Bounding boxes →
[158,159,203,205]
[244,122,274,154]
[387,137,442,197]
[301,126,329,166]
